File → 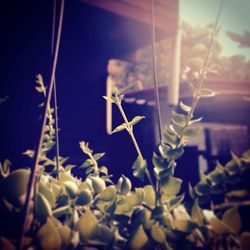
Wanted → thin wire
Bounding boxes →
[52,0,61,179]
[51,0,56,54]
[18,1,65,249]
[150,0,163,142]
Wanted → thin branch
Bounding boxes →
[17,0,65,249]
[51,0,57,55]
[150,0,163,142]
[51,0,61,179]
[116,99,156,192]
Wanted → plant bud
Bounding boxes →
[90,176,106,194]
[117,175,131,195]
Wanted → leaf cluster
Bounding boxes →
[190,150,250,205]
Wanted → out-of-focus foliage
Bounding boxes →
[107,22,250,92]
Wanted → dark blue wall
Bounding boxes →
[0,0,156,182]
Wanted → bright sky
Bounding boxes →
[180,0,250,60]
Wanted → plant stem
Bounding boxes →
[150,0,163,142]
[163,0,224,185]
[117,102,143,162]
[116,100,156,191]
[53,78,60,179]
[88,152,98,170]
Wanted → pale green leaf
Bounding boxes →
[79,141,92,155]
[160,146,184,161]
[188,117,203,125]
[59,172,75,183]
[51,183,63,200]
[191,200,205,226]
[160,176,182,196]
[98,185,117,201]
[57,226,71,249]
[222,206,241,234]
[99,166,108,176]
[180,101,191,113]
[76,209,98,240]
[80,159,93,168]
[210,216,233,234]
[129,116,145,126]
[35,192,52,224]
[35,74,46,97]
[37,218,61,250]
[207,164,225,184]
[0,169,30,206]
[159,143,171,158]
[64,181,78,198]
[38,182,55,208]
[143,185,155,208]
[111,123,127,134]
[231,151,241,167]
[132,157,147,181]
[243,149,250,160]
[117,175,131,195]
[103,96,116,103]
[128,225,148,249]
[169,194,185,210]
[170,122,183,135]
[152,152,168,172]
[171,111,188,126]
[163,129,179,147]
[90,176,106,194]
[151,224,166,243]
[93,152,105,161]
[0,159,10,178]
[22,150,35,158]
[135,188,145,204]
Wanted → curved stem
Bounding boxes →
[161,0,224,195]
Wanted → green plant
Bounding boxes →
[0,74,250,250]
[190,150,250,205]
[1,2,250,250]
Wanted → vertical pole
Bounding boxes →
[106,75,113,134]
[150,0,163,142]
[169,21,181,106]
